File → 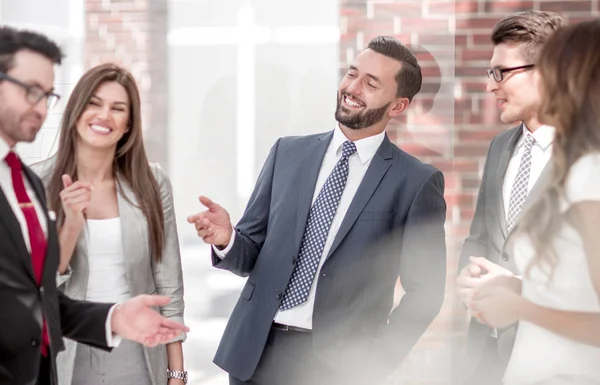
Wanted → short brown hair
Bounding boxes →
[491,10,564,63]
[0,26,63,73]
[367,36,422,102]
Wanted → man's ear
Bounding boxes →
[388,97,410,118]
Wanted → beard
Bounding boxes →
[0,99,43,145]
[334,92,390,130]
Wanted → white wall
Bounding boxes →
[168,0,340,244]
[0,0,84,165]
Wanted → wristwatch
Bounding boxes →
[166,369,188,384]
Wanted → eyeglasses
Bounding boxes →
[0,71,61,109]
[486,64,535,82]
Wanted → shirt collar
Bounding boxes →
[0,136,11,161]
[522,124,555,150]
[332,124,386,165]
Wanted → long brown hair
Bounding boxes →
[515,19,600,278]
[47,63,165,261]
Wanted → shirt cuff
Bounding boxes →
[212,227,236,259]
[106,304,122,347]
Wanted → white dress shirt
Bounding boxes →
[502,124,554,219]
[0,137,119,347]
[215,125,386,329]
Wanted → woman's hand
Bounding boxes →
[471,274,525,328]
[59,174,92,231]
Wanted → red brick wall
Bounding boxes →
[84,0,169,167]
[341,1,599,383]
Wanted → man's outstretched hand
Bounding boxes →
[111,295,189,347]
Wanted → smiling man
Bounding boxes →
[457,10,563,385]
[187,36,447,385]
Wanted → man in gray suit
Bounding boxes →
[188,36,447,385]
[457,11,563,385]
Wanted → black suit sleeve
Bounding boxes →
[458,138,495,271]
[211,139,281,277]
[58,292,113,350]
[368,170,447,376]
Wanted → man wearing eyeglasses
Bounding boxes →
[0,26,189,385]
[456,10,563,385]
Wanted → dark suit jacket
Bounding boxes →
[212,132,447,383]
[459,124,550,377]
[0,161,112,385]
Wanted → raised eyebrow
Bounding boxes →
[348,66,380,83]
[89,95,128,106]
[365,73,380,83]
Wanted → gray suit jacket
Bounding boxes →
[211,132,447,383]
[459,124,551,377]
[31,157,185,385]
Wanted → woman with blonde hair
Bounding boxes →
[33,64,187,385]
[471,19,600,385]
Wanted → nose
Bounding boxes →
[345,78,362,96]
[32,98,48,120]
[486,75,498,93]
[97,105,110,120]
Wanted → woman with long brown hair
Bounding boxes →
[32,64,186,385]
[471,19,600,385]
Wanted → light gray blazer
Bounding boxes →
[31,156,185,385]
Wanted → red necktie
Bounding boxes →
[4,151,49,356]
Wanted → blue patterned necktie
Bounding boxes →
[280,140,357,310]
[507,133,535,231]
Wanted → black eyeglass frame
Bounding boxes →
[0,71,61,109]
[486,64,535,82]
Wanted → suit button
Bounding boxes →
[501,252,510,261]
[322,273,326,277]
[276,292,283,300]
[40,287,44,295]
[31,338,40,347]
[292,258,297,265]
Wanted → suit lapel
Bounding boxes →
[0,187,34,280]
[116,175,145,282]
[294,132,332,249]
[326,135,393,259]
[496,125,523,238]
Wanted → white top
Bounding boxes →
[85,218,132,304]
[504,153,600,385]
[502,124,554,220]
[0,138,48,250]
[215,125,386,329]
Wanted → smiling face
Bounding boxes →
[75,81,130,151]
[335,48,408,132]
[486,43,541,127]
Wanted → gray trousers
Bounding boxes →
[71,340,151,385]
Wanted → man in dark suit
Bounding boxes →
[456,11,563,385]
[0,26,188,385]
[187,36,447,385]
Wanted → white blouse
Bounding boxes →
[85,218,132,304]
[504,153,600,385]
